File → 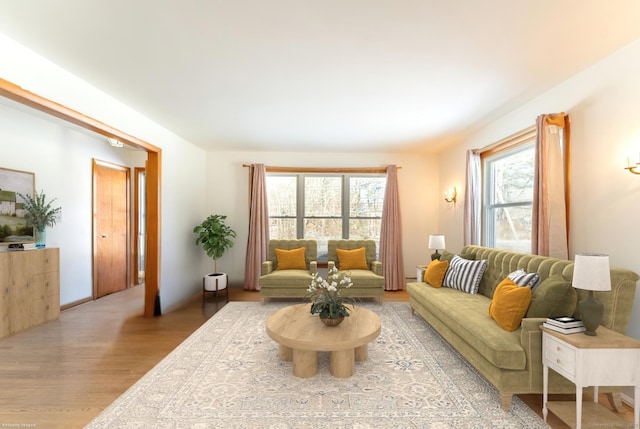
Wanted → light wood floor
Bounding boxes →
[0,285,634,428]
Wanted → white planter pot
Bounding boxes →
[203,272,228,292]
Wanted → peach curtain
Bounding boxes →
[532,113,570,258]
[244,164,269,291]
[464,149,482,245]
[380,165,405,290]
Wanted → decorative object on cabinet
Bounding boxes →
[0,167,35,245]
[17,189,62,248]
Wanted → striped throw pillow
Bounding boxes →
[442,255,488,294]
[508,269,541,291]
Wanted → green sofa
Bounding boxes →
[328,239,385,303]
[259,239,318,303]
[407,245,639,411]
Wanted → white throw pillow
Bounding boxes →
[442,255,488,294]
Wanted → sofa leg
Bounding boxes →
[260,297,266,305]
[499,392,512,411]
[410,306,415,315]
[606,392,625,413]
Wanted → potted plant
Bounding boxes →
[193,214,237,294]
[307,266,355,326]
[17,190,62,248]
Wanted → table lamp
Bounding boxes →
[572,253,611,336]
[428,234,446,261]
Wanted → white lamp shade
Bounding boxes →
[572,253,611,292]
[428,234,446,250]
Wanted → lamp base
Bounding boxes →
[579,290,604,336]
[431,250,441,261]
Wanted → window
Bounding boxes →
[482,140,535,253]
[266,173,386,260]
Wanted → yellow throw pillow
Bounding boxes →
[275,247,307,270]
[489,278,532,332]
[423,259,449,288]
[336,247,369,270]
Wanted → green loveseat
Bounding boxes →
[259,239,318,303]
[407,245,639,411]
[328,239,385,303]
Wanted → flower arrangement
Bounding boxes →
[307,266,354,320]
[17,190,62,231]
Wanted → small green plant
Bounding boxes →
[17,190,62,231]
[193,214,237,273]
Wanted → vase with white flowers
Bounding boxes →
[307,266,354,326]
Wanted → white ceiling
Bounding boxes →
[1,1,639,153]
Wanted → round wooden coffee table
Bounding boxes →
[265,303,381,378]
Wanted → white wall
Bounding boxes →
[203,151,439,285]
[0,33,208,311]
[438,38,640,340]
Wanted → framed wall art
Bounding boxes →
[0,167,35,245]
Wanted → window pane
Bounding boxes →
[304,218,341,261]
[493,205,532,252]
[267,176,296,216]
[304,177,341,217]
[349,177,385,217]
[349,219,381,240]
[490,147,535,204]
[269,218,296,240]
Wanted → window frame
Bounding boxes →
[266,170,386,258]
[480,127,536,251]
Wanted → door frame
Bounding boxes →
[0,77,162,317]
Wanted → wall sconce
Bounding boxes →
[444,187,457,203]
[625,156,640,175]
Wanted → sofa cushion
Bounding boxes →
[489,278,532,332]
[526,275,577,318]
[440,250,476,262]
[508,269,541,290]
[407,283,526,370]
[443,256,488,294]
[275,247,307,270]
[424,259,449,287]
[336,247,369,270]
[259,269,314,288]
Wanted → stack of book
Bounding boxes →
[542,316,586,334]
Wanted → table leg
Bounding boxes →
[576,384,583,429]
[292,349,317,378]
[635,385,639,429]
[330,349,355,378]
[542,363,548,422]
[354,344,368,361]
[279,344,292,362]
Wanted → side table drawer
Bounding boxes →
[544,334,576,377]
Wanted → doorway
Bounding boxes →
[93,159,130,298]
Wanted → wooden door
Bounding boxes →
[93,160,130,298]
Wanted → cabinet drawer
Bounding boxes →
[544,335,576,376]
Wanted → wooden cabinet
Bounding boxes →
[0,248,60,338]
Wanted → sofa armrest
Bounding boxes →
[261,261,273,276]
[371,260,383,276]
[520,317,546,382]
[310,261,317,274]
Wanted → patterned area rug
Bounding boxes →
[86,302,549,428]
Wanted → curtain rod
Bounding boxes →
[242,165,400,174]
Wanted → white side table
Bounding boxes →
[542,325,640,429]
